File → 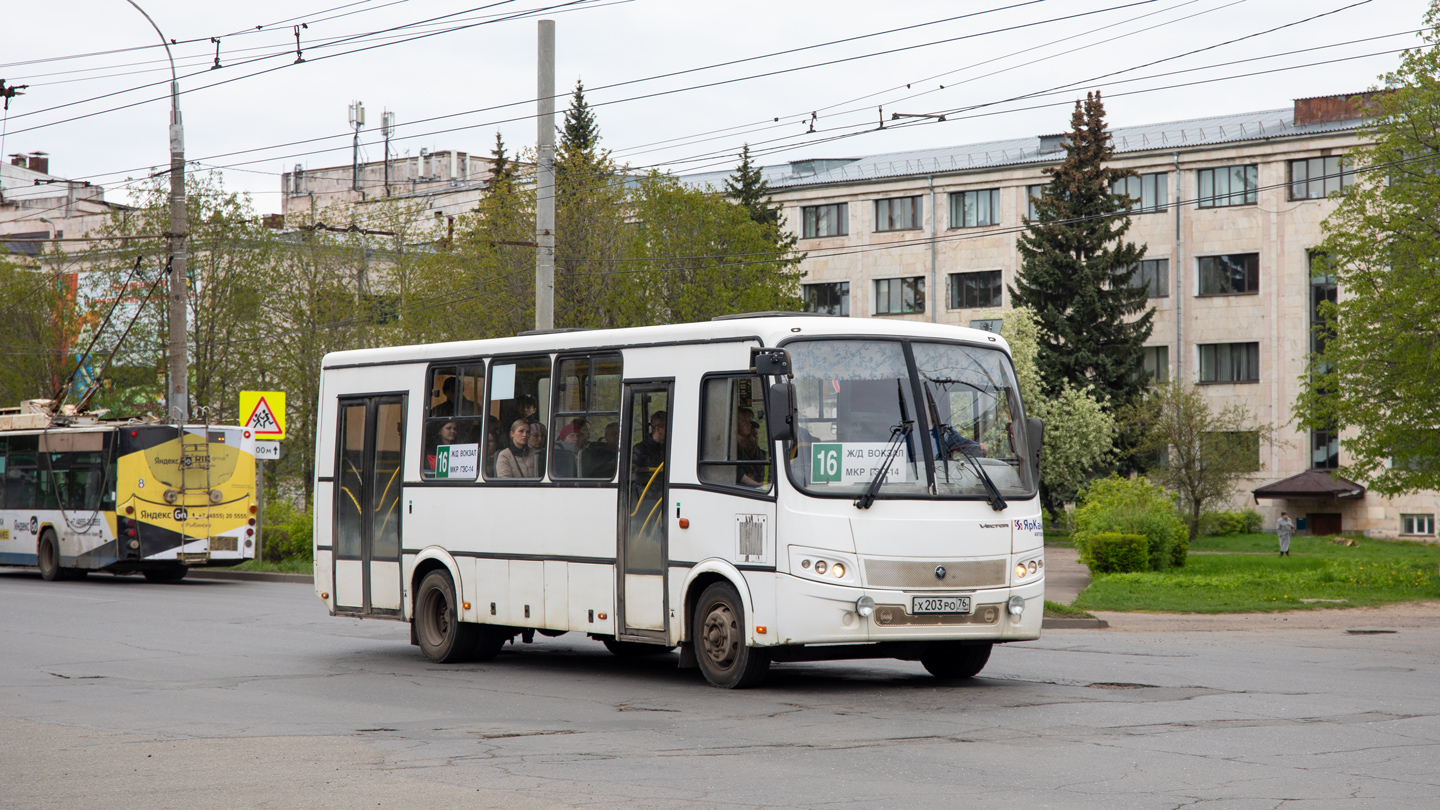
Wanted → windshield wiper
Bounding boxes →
[854,379,913,510]
[963,449,1008,512]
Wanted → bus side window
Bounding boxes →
[698,375,772,492]
[422,363,485,480]
[485,356,551,481]
[550,354,621,481]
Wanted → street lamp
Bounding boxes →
[124,0,188,424]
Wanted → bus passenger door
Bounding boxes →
[333,395,406,617]
[617,382,672,642]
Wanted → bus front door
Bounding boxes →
[617,382,672,642]
[333,395,406,617]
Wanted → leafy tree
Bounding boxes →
[1123,380,1278,544]
[0,255,72,407]
[984,306,1114,522]
[1012,92,1153,412]
[1299,14,1440,494]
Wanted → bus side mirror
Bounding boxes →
[1026,417,1044,473]
[768,382,795,443]
[751,348,791,377]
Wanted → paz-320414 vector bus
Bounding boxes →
[312,314,1045,688]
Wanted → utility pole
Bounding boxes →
[124,1,188,424]
[381,109,395,197]
[535,20,555,331]
[349,100,365,193]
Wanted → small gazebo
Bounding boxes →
[1253,470,1366,535]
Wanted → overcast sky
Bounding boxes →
[1,0,1429,211]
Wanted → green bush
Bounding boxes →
[1199,509,1264,536]
[1087,533,1151,573]
[1073,475,1188,572]
[260,500,314,563]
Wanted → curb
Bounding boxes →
[1042,617,1109,630]
[187,569,312,584]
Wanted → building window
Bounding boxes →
[1130,258,1169,299]
[1026,184,1046,220]
[802,203,848,238]
[874,196,922,232]
[949,270,1002,309]
[1401,514,1436,535]
[803,282,849,316]
[1311,427,1339,469]
[949,189,1001,228]
[1198,253,1259,295]
[1199,342,1260,383]
[969,319,1003,333]
[1202,431,1261,471]
[1197,165,1258,208]
[1309,250,1337,362]
[1289,156,1354,200]
[875,277,925,315]
[1112,172,1168,213]
[1143,346,1169,383]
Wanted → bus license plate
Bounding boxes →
[911,596,972,614]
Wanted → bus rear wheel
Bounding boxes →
[414,570,480,664]
[693,581,770,689]
[920,642,993,679]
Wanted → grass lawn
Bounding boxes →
[1073,533,1440,613]
[229,558,313,575]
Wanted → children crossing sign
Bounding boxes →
[239,391,287,440]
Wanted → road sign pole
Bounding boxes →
[256,457,264,564]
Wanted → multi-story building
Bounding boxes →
[1,152,125,257]
[684,92,1436,540]
[280,148,500,227]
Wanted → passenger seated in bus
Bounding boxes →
[552,419,589,478]
[483,424,502,477]
[735,413,767,487]
[424,420,459,472]
[516,394,539,423]
[631,411,667,497]
[583,421,619,479]
[528,421,548,474]
[495,419,538,478]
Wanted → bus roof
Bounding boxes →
[322,314,1011,370]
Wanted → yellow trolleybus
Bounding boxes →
[0,401,259,581]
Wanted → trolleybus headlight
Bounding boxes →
[209,489,224,504]
[855,595,875,617]
[1008,595,1025,616]
[163,489,178,504]
[814,560,827,575]
[831,563,846,578]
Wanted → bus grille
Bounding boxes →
[862,558,1007,590]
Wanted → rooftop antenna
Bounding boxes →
[348,100,365,192]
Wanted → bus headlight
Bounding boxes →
[1008,595,1025,616]
[855,596,875,618]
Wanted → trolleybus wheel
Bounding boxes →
[601,638,675,657]
[920,642,992,679]
[692,581,770,689]
[414,570,479,664]
[143,566,187,582]
[37,531,62,581]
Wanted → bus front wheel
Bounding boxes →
[414,570,479,664]
[693,581,770,689]
[920,642,992,679]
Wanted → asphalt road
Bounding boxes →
[2,570,1438,810]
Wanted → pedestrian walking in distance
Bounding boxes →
[1276,512,1294,557]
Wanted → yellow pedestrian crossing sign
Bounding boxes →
[240,391,286,440]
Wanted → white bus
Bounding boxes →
[313,314,1045,687]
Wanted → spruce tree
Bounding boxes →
[1012,92,1153,411]
[487,131,514,191]
[558,79,602,168]
[724,144,799,255]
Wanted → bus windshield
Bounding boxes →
[786,338,1034,501]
